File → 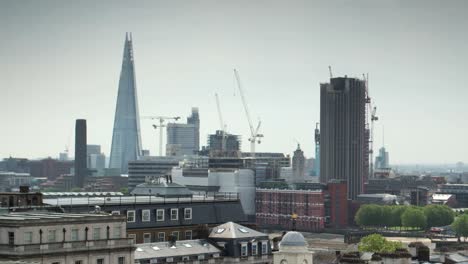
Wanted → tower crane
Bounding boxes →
[328,66,333,79]
[215,93,227,152]
[233,69,263,158]
[363,73,378,178]
[141,116,180,156]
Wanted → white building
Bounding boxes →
[274,232,313,264]
[172,167,256,216]
[0,212,134,263]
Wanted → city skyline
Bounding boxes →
[1,0,468,164]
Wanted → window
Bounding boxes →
[93,228,101,240]
[71,229,79,241]
[96,259,103,264]
[143,233,151,243]
[184,208,192,220]
[48,230,56,242]
[8,232,14,245]
[111,210,120,215]
[185,230,192,240]
[261,241,268,254]
[171,231,179,240]
[142,210,150,222]
[156,209,164,221]
[158,232,165,242]
[182,256,190,261]
[75,261,83,264]
[24,231,33,244]
[128,234,136,243]
[118,257,125,264]
[113,226,122,239]
[127,210,135,223]
[166,257,173,263]
[198,255,205,260]
[52,262,60,264]
[252,243,258,255]
[170,208,178,220]
[241,244,248,256]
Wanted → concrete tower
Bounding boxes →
[320,76,368,200]
[109,33,142,173]
[292,144,305,183]
[74,119,87,187]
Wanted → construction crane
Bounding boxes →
[363,73,378,178]
[328,66,333,79]
[233,69,263,158]
[215,93,227,152]
[141,116,180,156]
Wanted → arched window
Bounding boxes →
[280,260,288,264]
[303,260,308,264]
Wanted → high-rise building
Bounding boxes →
[206,130,241,157]
[375,147,390,169]
[292,144,305,183]
[320,76,368,200]
[87,144,106,172]
[74,119,87,188]
[166,108,200,156]
[314,123,320,176]
[109,33,142,174]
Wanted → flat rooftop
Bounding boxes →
[135,239,221,260]
[0,212,124,225]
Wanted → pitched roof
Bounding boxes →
[209,222,267,239]
[135,239,221,260]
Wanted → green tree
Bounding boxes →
[390,206,407,229]
[424,205,455,228]
[402,207,427,230]
[355,204,383,228]
[358,234,403,253]
[452,214,468,241]
[119,187,129,195]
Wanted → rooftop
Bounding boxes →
[135,239,221,260]
[0,212,124,225]
[209,222,267,239]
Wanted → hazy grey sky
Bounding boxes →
[1,0,467,164]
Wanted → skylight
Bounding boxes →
[183,244,192,248]
[215,228,225,234]
[152,246,160,251]
[238,227,249,233]
[136,248,144,252]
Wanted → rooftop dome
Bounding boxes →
[280,231,307,247]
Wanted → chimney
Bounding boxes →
[74,119,87,188]
[168,234,177,247]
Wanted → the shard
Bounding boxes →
[109,33,142,173]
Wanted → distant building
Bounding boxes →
[0,158,29,174]
[206,130,242,157]
[166,108,200,156]
[292,144,305,183]
[0,172,32,192]
[74,119,87,188]
[320,76,369,200]
[128,157,182,189]
[242,152,291,182]
[109,33,143,174]
[87,144,106,174]
[0,212,134,263]
[273,232,313,264]
[28,158,74,181]
[375,147,390,169]
[58,152,68,161]
[0,187,42,208]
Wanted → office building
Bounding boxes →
[109,33,143,174]
[87,145,106,174]
[206,130,242,157]
[320,76,368,200]
[27,158,74,181]
[0,212,135,263]
[128,157,182,189]
[74,119,87,188]
[314,122,320,176]
[375,147,390,170]
[166,108,200,156]
[0,172,32,192]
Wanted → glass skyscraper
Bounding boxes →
[109,33,142,173]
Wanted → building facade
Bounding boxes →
[0,212,134,263]
[109,33,143,174]
[166,108,200,156]
[292,145,305,183]
[320,76,368,200]
[128,157,182,189]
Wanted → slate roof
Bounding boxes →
[209,222,267,239]
[131,182,193,197]
[135,239,221,260]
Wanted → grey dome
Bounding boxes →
[280,231,307,247]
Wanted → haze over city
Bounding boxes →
[1,0,467,164]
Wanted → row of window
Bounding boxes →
[51,257,126,264]
[123,208,192,223]
[240,242,269,257]
[19,225,122,244]
[128,230,192,243]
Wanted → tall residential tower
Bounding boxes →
[109,33,142,173]
[320,76,368,200]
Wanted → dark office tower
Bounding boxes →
[109,33,142,173]
[74,119,87,188]
[187,107,200,152]
[320,76,368,200]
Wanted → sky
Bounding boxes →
[1,0,467,164]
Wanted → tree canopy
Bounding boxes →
[358,234,403,253]
[402,207,427,229]
[452,214,468,238]
[424,205,455,227]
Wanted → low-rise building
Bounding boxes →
[0,212,135,263]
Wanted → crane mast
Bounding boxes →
[141,115,180,156]
[215,93,227,152]
[233,69,263,158]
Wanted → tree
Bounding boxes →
[452,214,468,241]
[424,205,455,228]
[358,234,403,253]
[389,206,407,229]
[355,204,383,228]
[402,208,427,230]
